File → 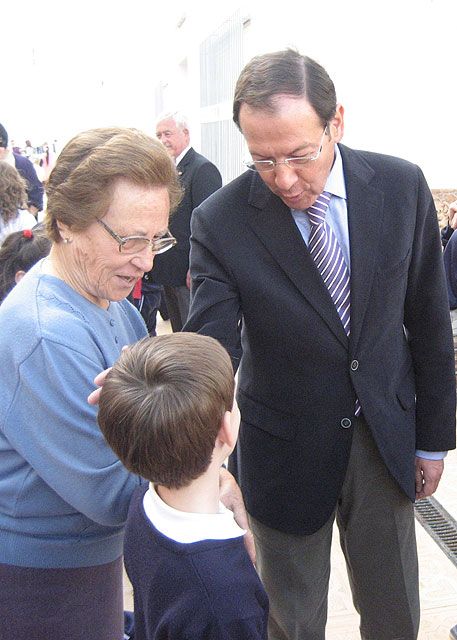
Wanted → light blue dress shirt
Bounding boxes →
[290,145,444,462]
[291,145,350,270]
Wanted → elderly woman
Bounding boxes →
[0,127,181,639]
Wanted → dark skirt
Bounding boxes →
[0,557,124,640]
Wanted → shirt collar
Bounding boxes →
[175,144,191,166]
[143,483,246,544]
[324,144,346,200]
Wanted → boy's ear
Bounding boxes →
[15,270,26,283]
[218,410,237,449]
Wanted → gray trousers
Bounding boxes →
[249,418,419,640]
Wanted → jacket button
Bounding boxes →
[341,418,352,429]
[351,360,359,371]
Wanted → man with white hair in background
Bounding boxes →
[148,111,222,331]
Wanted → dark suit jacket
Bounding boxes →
[184,143,456,536]
[443,228,457,309]
[151,147,222,286]
[13,153,44,211]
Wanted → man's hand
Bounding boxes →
[219,466,256,563]
[415,456,444,500]
[449,200,457,229]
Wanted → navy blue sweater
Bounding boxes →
[124,485,269,639]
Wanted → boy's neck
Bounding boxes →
[156,460,222,515]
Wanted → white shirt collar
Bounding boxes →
[175,144,192,166]
[143,482,246,544]
[324,144,346,200]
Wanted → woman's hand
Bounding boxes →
[87,368,112,405]
[87,345,132,405]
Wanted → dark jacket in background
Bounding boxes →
[443,228,457,309]
[150,147,222,287]
[13,153,44,212]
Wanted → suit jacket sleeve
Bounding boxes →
[185,197,242,370]
[403,166,456,451]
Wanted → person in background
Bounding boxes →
[184,49,456,640]
[0,161,37,244]
[0,228,51,303]
[0,126,183,640]
[0,123,44,217]
[441,199,457,247]
[150,110,222,332]
[24,140,34,158]
[128,269,165,335]
[98,332,269,640]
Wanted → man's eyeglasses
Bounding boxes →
[244,126,328,173]
[97,218,177,255]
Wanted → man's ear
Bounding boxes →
[330,103,344,143]
[218,410,237,449]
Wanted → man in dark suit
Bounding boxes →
[184,50,456,640]
[0,123,44,217]
[149,111,222,332]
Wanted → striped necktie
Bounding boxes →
[307,192,361,416]
[307,192,351,335]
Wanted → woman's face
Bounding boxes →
[58,179,170,309]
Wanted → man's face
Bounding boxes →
[156,117,190,160]
[239,96,344,211]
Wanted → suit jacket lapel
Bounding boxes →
[246,173,349,347]
[176,147,195,177]
[339,144,385,351]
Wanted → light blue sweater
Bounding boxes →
[0,260,147,568]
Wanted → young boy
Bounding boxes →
[98,333,269,640]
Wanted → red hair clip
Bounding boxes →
[23,229,33,239]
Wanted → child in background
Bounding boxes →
[0,162,37,243]
[0,228,51,303]
[98,333,268,640]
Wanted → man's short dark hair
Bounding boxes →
[233,49,337,129]
[98,333,235,489]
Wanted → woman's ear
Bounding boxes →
[56,220,72,243]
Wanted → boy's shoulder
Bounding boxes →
[124,485,269,638]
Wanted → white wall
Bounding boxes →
[3,0,456,187]
[156,0,457,187]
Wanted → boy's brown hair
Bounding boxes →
[98,333,234,489]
